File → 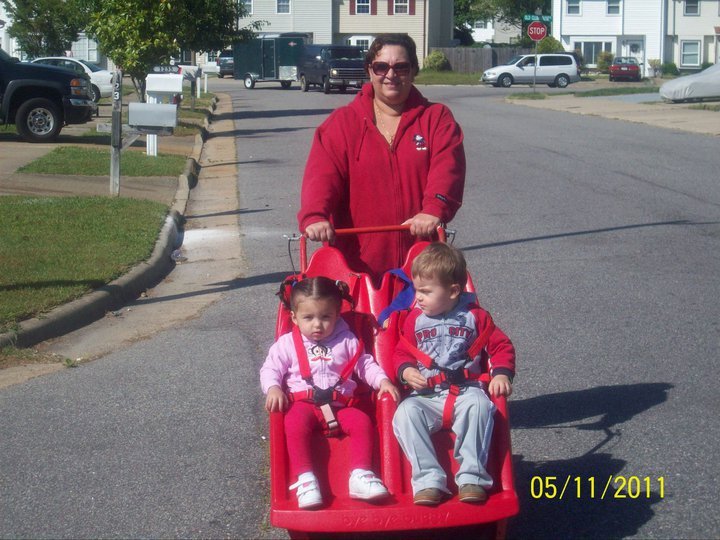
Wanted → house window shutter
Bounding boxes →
[388,0,394,15]
[371,0,377,15]
[350,0,355,15]
[409,0,415,15]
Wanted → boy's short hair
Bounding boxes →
[411,242,467,289]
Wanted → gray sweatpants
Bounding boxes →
[392,386,496,495]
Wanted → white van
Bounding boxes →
[482,53,581,88]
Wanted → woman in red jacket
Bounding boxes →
[298,33,466,281]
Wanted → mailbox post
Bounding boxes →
[110,69,123,196]
[145,73,183,156]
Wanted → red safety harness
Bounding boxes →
[288,325,365,436]
[400,313,495,430]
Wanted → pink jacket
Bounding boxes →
[298,83,465,279]
[260,318,389,399]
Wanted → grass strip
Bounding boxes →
[415,70,482,85]
[17,147,187,176]
[574,86,659,97]
[0,195,168,332]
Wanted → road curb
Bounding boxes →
[0,98,215,350]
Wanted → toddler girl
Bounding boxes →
[260,276,399,509]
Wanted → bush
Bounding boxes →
[648,59,662,77]
[701,61,714,70]
[662,62,679,76]
[536,36,564,54]
[423,50,452,71]
[596,51,614,73]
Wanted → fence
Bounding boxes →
[429,47,534,74]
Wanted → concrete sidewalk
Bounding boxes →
[506,79,720,137]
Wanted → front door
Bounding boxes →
[622,39,645,76]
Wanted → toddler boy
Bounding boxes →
[392,242,515,505]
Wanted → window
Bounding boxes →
[684,0,699,15]
[474,21,487,29]
[575,41,612,65]
[567,0,580,15]
[394,0,408,14]
[277,0,290,14]
[539,55,573,66]
[241,0,253,15]
[357,0,370,14]
[607,0,620,15]
[680,40,700,66]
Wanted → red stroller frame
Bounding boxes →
[269,226,519,538]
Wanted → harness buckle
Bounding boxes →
[444,369,467,385]
[312,386,335,405]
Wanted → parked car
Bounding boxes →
[217,50,234,78]
[31,57,113,102]
[1,48,95,142]
[609,57,642,82]
[659,63,720,103]
[481,53,581,88]
[298,44,368,93]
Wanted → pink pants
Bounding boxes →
[284,400,374,478]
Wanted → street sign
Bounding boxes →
[523,14,552,22]
[527,21,547,41]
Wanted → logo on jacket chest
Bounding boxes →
[308,344,332,362]
[414,134,427,151]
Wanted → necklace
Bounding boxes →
[374,103,399,146]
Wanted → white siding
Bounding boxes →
[243,0,332,43]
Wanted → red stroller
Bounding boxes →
[269,226,519,538]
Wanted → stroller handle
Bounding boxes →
[299,224,446,272]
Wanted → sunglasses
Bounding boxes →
[370,61,412,77]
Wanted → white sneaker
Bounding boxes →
[348,469,389,501]
[289,472,323,509]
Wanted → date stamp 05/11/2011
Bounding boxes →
[530,476,665,500]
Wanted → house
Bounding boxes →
[470,19,521,44]
[551,0,719,76]
[229,0,455,68]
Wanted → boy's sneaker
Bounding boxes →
[348,469,390,501]
[289,472,323,509]
[458,484,487,503]
[413,488,444,506]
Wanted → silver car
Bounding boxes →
[482,53,581,89]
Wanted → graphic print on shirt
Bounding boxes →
[413,134,427,151]
[309,343,333,362]
[414,312,476,370]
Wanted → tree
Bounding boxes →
[85,0,259,98]
[455,0,551,31]
[1,0,86,57]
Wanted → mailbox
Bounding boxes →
[145,73,183,98]
[128,102,177,132]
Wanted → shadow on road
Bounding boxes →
[508,383,672,538]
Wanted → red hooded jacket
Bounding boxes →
[298,83,466,280]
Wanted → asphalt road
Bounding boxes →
[1,80,719,539]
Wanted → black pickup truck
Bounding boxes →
[1,48,96,142]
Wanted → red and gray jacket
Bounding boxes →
[393,293,516,394]
[297,83,466,279]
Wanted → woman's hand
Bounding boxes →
[265,386,288,413]
[305,220,335,243]
[403,213,441,237]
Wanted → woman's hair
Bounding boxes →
[411,242,467,289]
[277,276,351,312]
[364,33,420,76]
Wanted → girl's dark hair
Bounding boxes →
[364,33,420,76]
[277,276,352,311]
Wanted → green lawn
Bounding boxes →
[18,147,187,176]
[0,196,168,333]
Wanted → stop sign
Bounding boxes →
[527,21,547,41]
